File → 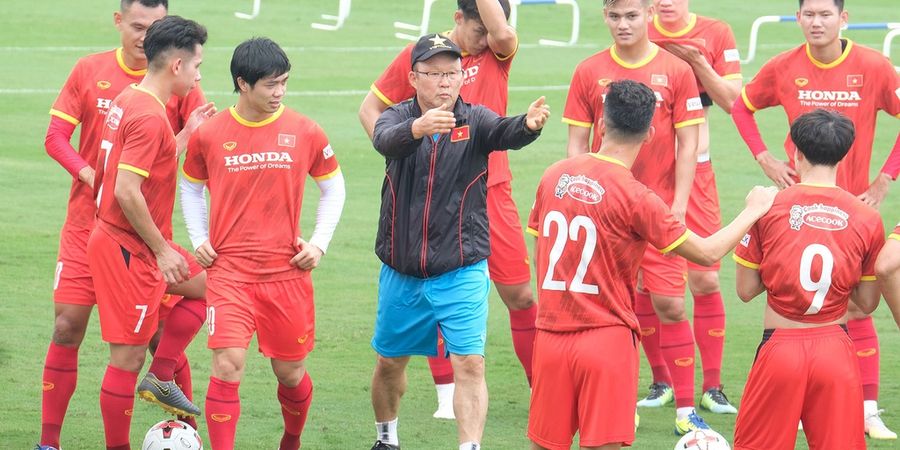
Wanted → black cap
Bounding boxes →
[410,34,462,68]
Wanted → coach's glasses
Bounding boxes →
[414,70,464,81]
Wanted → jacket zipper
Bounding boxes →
[421,135,440,277]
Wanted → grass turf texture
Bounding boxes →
[1,0,898,448]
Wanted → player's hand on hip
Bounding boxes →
[77,166,95,187]
[526,96,550,132]
[412,103,456,138]
[858,173,891,208]
[745,185,779,217]
[194,240,218,268]
[291,237,324,271]
[157,246,190,285]
[755,151,796,189]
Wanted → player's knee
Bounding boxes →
[497,282,535,310]
[688,271,720,296]
[274,368,304,387]
[52,313,88,346]
[212,355,245,381]
[450,355,484,383]
[374,354,409,380]
[653,296,686,322]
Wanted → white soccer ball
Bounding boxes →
[141,419,203,450]
[674,429,731,450]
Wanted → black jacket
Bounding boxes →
[373,97,540,278]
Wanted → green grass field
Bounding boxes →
[1,0,898,448]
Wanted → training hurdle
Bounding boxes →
[393,0,442,41]
[235,0,351,31]
[510,0,580,46]
[742,15,900,64]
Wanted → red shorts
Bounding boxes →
[206,273,315,361]
[686,161,722,271]
[639,246,687,297]
[528,326,638,449]
[54,224,96,306]
[486,182,531,285]
[733,326,865,450]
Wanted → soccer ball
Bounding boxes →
[674,429,731,450]
[141,419,203,450]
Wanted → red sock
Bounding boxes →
[661,320,696,408]
[636,291,671,385]
[278,373,313,450]
[847,317,879,401]
[150,297,206,380]
[206,377,241,450]
[100,365,138,449]
[41,342,79,448]
[174,355,197,430]
[428,329,454,385]
[692,292,726,392]
[509,306,537,385]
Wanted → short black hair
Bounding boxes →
[121,0,168,11]
[231,37,291,93]
[799,0,844,12]
[602,80,656,143]
[790,109,855,167]
[143,15,207,70]
[457,0,511,21]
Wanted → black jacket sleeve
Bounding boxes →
[373,106,422,160]
[474,106,541,154]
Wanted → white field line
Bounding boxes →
[0,85,571,96]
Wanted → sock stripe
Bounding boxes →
[206,395,241,404]
[510,326,536,332]
[693,313,726,319]
[44,365,78,373]
[100,388,134,399]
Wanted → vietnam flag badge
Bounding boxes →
[451,125,470,142]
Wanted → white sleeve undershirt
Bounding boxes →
[308,171,346,254]
[179,175,209,251]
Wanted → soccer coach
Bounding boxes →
[367,34,549,450]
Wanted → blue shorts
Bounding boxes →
[372,260,490,358]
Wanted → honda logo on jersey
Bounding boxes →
[278,133,296,148]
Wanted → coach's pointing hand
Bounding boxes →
[412,103,456,139]
[526,96,550,132]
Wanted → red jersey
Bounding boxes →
[741,40,900,195]
[370,40,515,186]
[50,48,206,230]
[94,85,179,263]
[527,153,689,334]
[734,184,884,323]
[182,105,341,282]
[562,45,705,204]
[648,13,743,94]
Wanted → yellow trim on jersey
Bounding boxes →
[370,84,395,106]
[526,227,539,237]
[313,167,342,182]
[49,108,80,125]
[181,167,207,183]
[611,44,659,70]
[116,48,147,77]
[494,34,519,62]
[660,230,691,254]
[889,233,900,241]
[587,153,627,168]
[674,118,706,129]
[798,182,837,188]
[653,13,697,38]
[118,163,150,178]
[733,253,760,270]
[860,275,877,282]
[741,88,758,112]
[723,73,744,80]
[130,84,166,109]
[805,39,853,70]
[562,117,593,128]
[229,104,285,127]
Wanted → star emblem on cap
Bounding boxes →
[429,34,449,48]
